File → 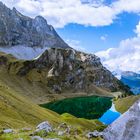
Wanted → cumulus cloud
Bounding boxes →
[100,34,107,41]
[81,0,105,7]
[0,0,140,28]
[135,21,140,37]
[96,21,140,73]
[112,0,140,13]
[66,39,86,52]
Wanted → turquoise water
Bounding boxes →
[99,103,121,125]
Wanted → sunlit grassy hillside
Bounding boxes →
[114,95,140,113]
[0,81,61,129]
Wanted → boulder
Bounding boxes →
[2,129,13,134]
[86,130,103,138]
[36,121,53,133]
[57,123,71,136]
[57,131,65,136]
[31,136,43,140]
[46,138,60,140]
[57,123,67,129]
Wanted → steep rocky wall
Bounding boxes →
[0,2,69,49]
[3,48,131,95]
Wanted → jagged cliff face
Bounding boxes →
[103,99,140,140]
[0,48,131,95]
[0,2,69,59]
[0,2,68,48]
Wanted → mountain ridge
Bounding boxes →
[0,48,132,104]
[0,1,70,59]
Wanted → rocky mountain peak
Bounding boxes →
[34,15,48,26]
[0,2,69,49]
[33,15,55,37]
[0,1,7,9]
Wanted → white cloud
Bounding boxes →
[100,34,107,41]
[66,39,86,52]
[112,0,140,13]
[96,21,140,74]
[0,0,140,28]
[135,21,140,37]
[81,0,105,7]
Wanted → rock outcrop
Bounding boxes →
[31,136,43,140]
[103,99,140,140]
[86,130,103,138]
[36,121,53,133]
[1,129,13,134]
[19,48,131,93]
[0,47,131,95]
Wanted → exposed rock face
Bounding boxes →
[1,47,131,94]
[103,99,140,140]
[2,129,13,134]
[31,136,43,140]
[86,130,103,138]
[36,121,53,133]
[0,2,69,59]
[56,123,71,136]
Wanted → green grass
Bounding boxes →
[40,96,112,119]
[0,132,31,140]
[0,113,105,140]
[0,132,103,140]
[114,95,140,113]
[0,79,62,129]
[61,113,106,131]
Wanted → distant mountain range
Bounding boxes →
[112,70,140,94]
[120,71,140,94]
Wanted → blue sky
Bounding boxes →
[57,12,140,53]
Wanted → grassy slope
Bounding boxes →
[0,74,105,134]
[114,95,140,113]
[0,82,61,129]
[0,131,103,140]
[0,113,105,140]
[0,52,107,131]
[0,70,114,104]
[0,83,106,139]
[61,113,106,131]
[0,87,105,140]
